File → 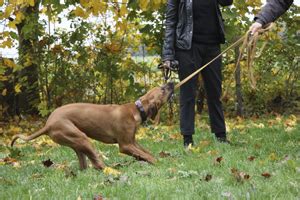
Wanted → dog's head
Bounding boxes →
[140,82,174,120]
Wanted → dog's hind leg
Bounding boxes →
[74,149,87,170]
[77,140,106,170]
[49,124,105,170]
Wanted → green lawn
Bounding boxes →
[0,115,299,200]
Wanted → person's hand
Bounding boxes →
[160,60,179,71]
[249,22,263,35]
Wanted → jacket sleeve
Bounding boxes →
[254,0,294,25]
[162,0,178,61]
[218,0,233,7]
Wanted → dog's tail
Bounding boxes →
[11,126,49,147]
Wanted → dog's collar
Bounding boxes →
[135,99,147,123]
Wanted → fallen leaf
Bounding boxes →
[169,133,182,140]
[284,115,297,128]
[231,168,250,182]
[93,195,104,200]
[216,156,223,163]
[199,140,210,147]
[261,172,271,178]
[204,174,212,182]
[207,150,219,156]
[42,159,54,167]
[248,156,255,161]
[103,167,121,176]
[159,151,171,158]
[268,153,278,161]
[3,157,17,164]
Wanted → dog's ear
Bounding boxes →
[148,104,158,120]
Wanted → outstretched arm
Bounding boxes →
[250,0,293,34]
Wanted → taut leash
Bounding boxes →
[174,23,274,90]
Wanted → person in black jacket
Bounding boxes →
[162,0,233,146]
[250,0,294,34]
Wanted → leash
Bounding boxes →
[159,23,274,90]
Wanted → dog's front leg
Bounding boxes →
[134,142,152,155]
[119,144,156,164]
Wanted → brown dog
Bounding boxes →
[11,82,174,170]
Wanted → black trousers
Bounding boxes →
[175,43,226,136]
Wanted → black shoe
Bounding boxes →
[216,136,231,144]
[183,135,194,148]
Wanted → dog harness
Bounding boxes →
[135,99,147,123]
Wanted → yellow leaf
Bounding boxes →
[8,21,17,29]
[268,153,278,161]
[4,5,14,18]
[9,126,21,134]
[73,6,87,18]
[91,0,106,15]
[0,0,4,6]
[284,115,297,127]
[3,58,16,68]
[253,123,265,128]
[14,83,22,93]
[2,89,7,96]
[152,0,161,9]
[80,0,90,8]
[139,0,149,11]
[15,11,25,24]
[24,56,32,67]
[0,76,8,81]
[116,21,126,32]
[119,0,128,16]
[1,39,13,48]
[103,167,121,176]
[28,0,34,6]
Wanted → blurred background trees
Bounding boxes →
[0,0,299,121]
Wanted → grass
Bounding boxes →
[0,115,299,200]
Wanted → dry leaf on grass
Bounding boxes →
[231,168,250,182]
[103,167,121,176]
[204,174,212,182]
[215,156,223,164]
[159,151,171,158]
[248,156,255,161]
[261,172,271,178]
[42,159,54,167]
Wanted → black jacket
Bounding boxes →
[255,0,294,26]
[162,0,233,61]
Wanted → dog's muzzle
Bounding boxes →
[161,82,174,101]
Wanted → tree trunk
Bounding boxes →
[16,2,41,115]
[235,46,243,117]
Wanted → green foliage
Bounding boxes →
[0,0,299,117]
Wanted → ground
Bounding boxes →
[0,114,299,199]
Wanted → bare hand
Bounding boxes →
[249,22,263,35]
